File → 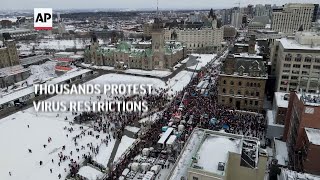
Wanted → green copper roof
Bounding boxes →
[117,41,131,52]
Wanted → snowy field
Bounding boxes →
[0,110,106,180]
[0,71,194,180]
[188,54,217,70]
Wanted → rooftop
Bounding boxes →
[274,92,289,108]
[279,34,320,51]
[192,134,241,175]
[167,129,260,179]
[280,168,320,180]
[305,128,320,146]
[296,92,320,107]
[274,139,289,166]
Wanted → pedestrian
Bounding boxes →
[58,174,61,179]
[9,172,11,176]
[40,161,42,165]
[27,125,29,128]
[52,159,54,163]
[50,169,52,173]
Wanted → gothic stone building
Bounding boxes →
[85,18,187,70]
[218,54,267,112]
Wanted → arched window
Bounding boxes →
[223,80,226,84]
[305,55,312,63]
[295,54,302,62]
[285,54,292,61]
[223,88,226,93]
[238,81,242,86]
[237,90,241,95]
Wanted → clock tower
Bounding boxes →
[152,17,165,69]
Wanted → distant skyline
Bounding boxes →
[1,0,319,10]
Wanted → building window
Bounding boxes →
[305,55,312,62]
[295,54,302,62]
[223,88,226,93]
[223,80,226,84]
[230,81,234,85]
[255,101,258,106]
[238,81,242,86]
[293,64,301,68]
[314,65,320,70]
[285,54,292,61]
[238,90,241,95]
[246,82,250,87]
[303,65,311,69]
[283,64,291,68]
[229,98,233,103]
[256,92,260,96]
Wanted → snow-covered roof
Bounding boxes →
[193,135,241,175]
[274,139,289,166]
[280,168,320,180]
[78,166,104,180]
[168,129,260,179]
[47,69,92,84]
[20,55,51,66]
[274,92,289,108]
[233,53,263,59]
[0,86,34,106]
[279,38,320,51]
[305,128,320,146]
[158,127,174,145]
[125,126,140,134]
[166,135,177,145]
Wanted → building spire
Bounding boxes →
[157,0,159,17]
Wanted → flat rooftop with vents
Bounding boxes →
[167,128,268,180]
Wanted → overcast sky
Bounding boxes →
[1,0,319,10]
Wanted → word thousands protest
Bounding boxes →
[33,84,154,113]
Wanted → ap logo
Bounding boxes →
[34,8,52,30]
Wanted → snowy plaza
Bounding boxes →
[0,71,194,180]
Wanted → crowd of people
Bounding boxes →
[109,56,267,179]
[9,52,267,180]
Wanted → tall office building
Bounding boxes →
[273,32,320,93]
[271,3,315,34]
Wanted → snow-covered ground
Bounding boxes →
[0,109,105,180]
[0,70,194,180]
[188,54,217,70]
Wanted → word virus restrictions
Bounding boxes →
[33,83,153,113]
